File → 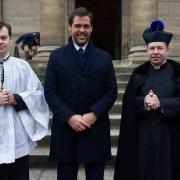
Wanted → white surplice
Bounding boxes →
[0,56,49,164]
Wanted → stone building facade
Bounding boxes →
[1,0,180,59]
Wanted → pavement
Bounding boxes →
[30,166,114,180]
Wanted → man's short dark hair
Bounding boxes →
[69,7,93,26]
[0,22,12,37]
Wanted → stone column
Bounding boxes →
[0,0,2,21]
[65,0,75,44]
[39,0,75,54]
[121,0,131,58]
[129,0,157,57]
[39,0,65,53]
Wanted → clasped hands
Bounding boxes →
[68,112,97,132]
[0,89,15,105]
[144,90,160,110]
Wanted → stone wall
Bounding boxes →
[158,0,180,56]
[2,0,40,39]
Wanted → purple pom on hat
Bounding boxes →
[142,19,173,44]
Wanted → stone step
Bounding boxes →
[30,64,47,74]
[128,59,148,65]
[30,165,114,180]
[30,145,118,166]
[31,56,123,64]
[41,82,127,92]
[116,72,131,81]
[114,65,136,74]
[117,89,124,100]
[29,57,137,74]
[117,81,128,89]
[31,71,131,83]
[29,58,49,64]
[29,56,180,73]
[109,101,121,114]
[31,67,135,78]
[29,62,133,76]
[29,58,123,67]
[109,114,121,127]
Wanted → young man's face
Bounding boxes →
[0,26,11,57]
[69,15,92,47]
[147,42,170,65]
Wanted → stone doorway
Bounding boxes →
[75,0,122,59]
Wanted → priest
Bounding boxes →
[114,20,180,180]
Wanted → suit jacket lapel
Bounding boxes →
[64,43,82,74]
[63,40,96,76]
[82,41,95,76]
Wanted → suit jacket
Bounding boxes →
[44,40,117,162]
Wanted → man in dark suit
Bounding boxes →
[114,20,180,180]
[44,7,117,180]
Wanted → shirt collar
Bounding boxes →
[73,42,88,52]
[151,59,167,70]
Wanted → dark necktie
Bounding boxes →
[77,48,85,67]
[0,55,10,90]
[0,60,4,90]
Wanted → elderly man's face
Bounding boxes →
[147,42,170,65]
[0,26,11,58]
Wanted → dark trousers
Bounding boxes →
[57,162,105,180]
[0,155,29,180]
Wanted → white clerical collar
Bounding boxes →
[151,59,167,70]
[73,42,88,52]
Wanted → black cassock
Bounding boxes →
[114,60,180,180]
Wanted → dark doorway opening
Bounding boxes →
[75,0,122,59]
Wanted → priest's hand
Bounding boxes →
[3,89,16,105]
[0,89,9,105]
[68,114,91,132]
[82,112,97,127]
[7,91,16,105]
[144,90,160,110]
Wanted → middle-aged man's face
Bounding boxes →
[147,41,170,65]
[69,15,92,47]
[0,26,11,58]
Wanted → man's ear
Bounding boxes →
[10,38,13,46]
[167,46,170,52]
[145,45,148,52]
[68,26,72,33]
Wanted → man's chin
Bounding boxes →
[76,40,88,47]
[151,58,161,62]
[151,58,165,65]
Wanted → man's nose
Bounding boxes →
[79,26,85,32]
[153,48,158,53]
